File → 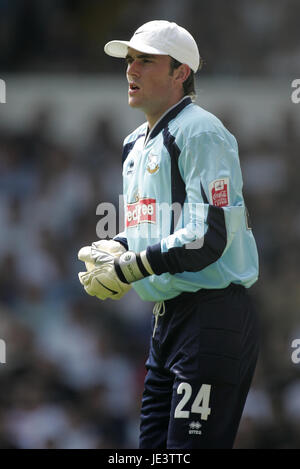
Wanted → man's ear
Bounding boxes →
[174,64,191,84]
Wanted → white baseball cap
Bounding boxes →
[104,20,200,73]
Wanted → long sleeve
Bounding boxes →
[146,131,247,276]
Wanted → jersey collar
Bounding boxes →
[145,96,192,145]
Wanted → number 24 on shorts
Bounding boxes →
[174,383,211,421]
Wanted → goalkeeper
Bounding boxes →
[78,20,260,449]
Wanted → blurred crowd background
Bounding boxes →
[0,0,300,449]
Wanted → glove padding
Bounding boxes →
[78,240,131,300]
[78,239,127,271]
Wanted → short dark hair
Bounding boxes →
[169,57,197,100]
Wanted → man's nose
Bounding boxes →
[127,60,140,78]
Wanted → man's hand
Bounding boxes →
[78,239,155,301]
[78,240,131,300]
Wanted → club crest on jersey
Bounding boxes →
[209,178,230,207]
[146,153,160,174]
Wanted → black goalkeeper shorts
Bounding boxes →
[139,283,259,449]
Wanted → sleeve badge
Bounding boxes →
[208,178,230,207]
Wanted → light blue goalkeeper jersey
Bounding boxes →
[115,96,259,302]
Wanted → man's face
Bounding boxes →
[126,48,180,119]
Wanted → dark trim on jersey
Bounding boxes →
[148,97,192,141]
[122,134,145,164]
[113,237,128,251]
[146,205,227,275]
[201,181,209,204]
[163,126,186,234]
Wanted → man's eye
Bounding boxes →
[125,58,152,65]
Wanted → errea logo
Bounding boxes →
[189,421,202,435]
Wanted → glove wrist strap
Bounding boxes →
[115,250,154,284]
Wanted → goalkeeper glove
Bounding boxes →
[78,239,126,273]
[78,239,131,300]
[78,240,154,301]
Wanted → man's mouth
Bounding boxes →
[129,83,140,94]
